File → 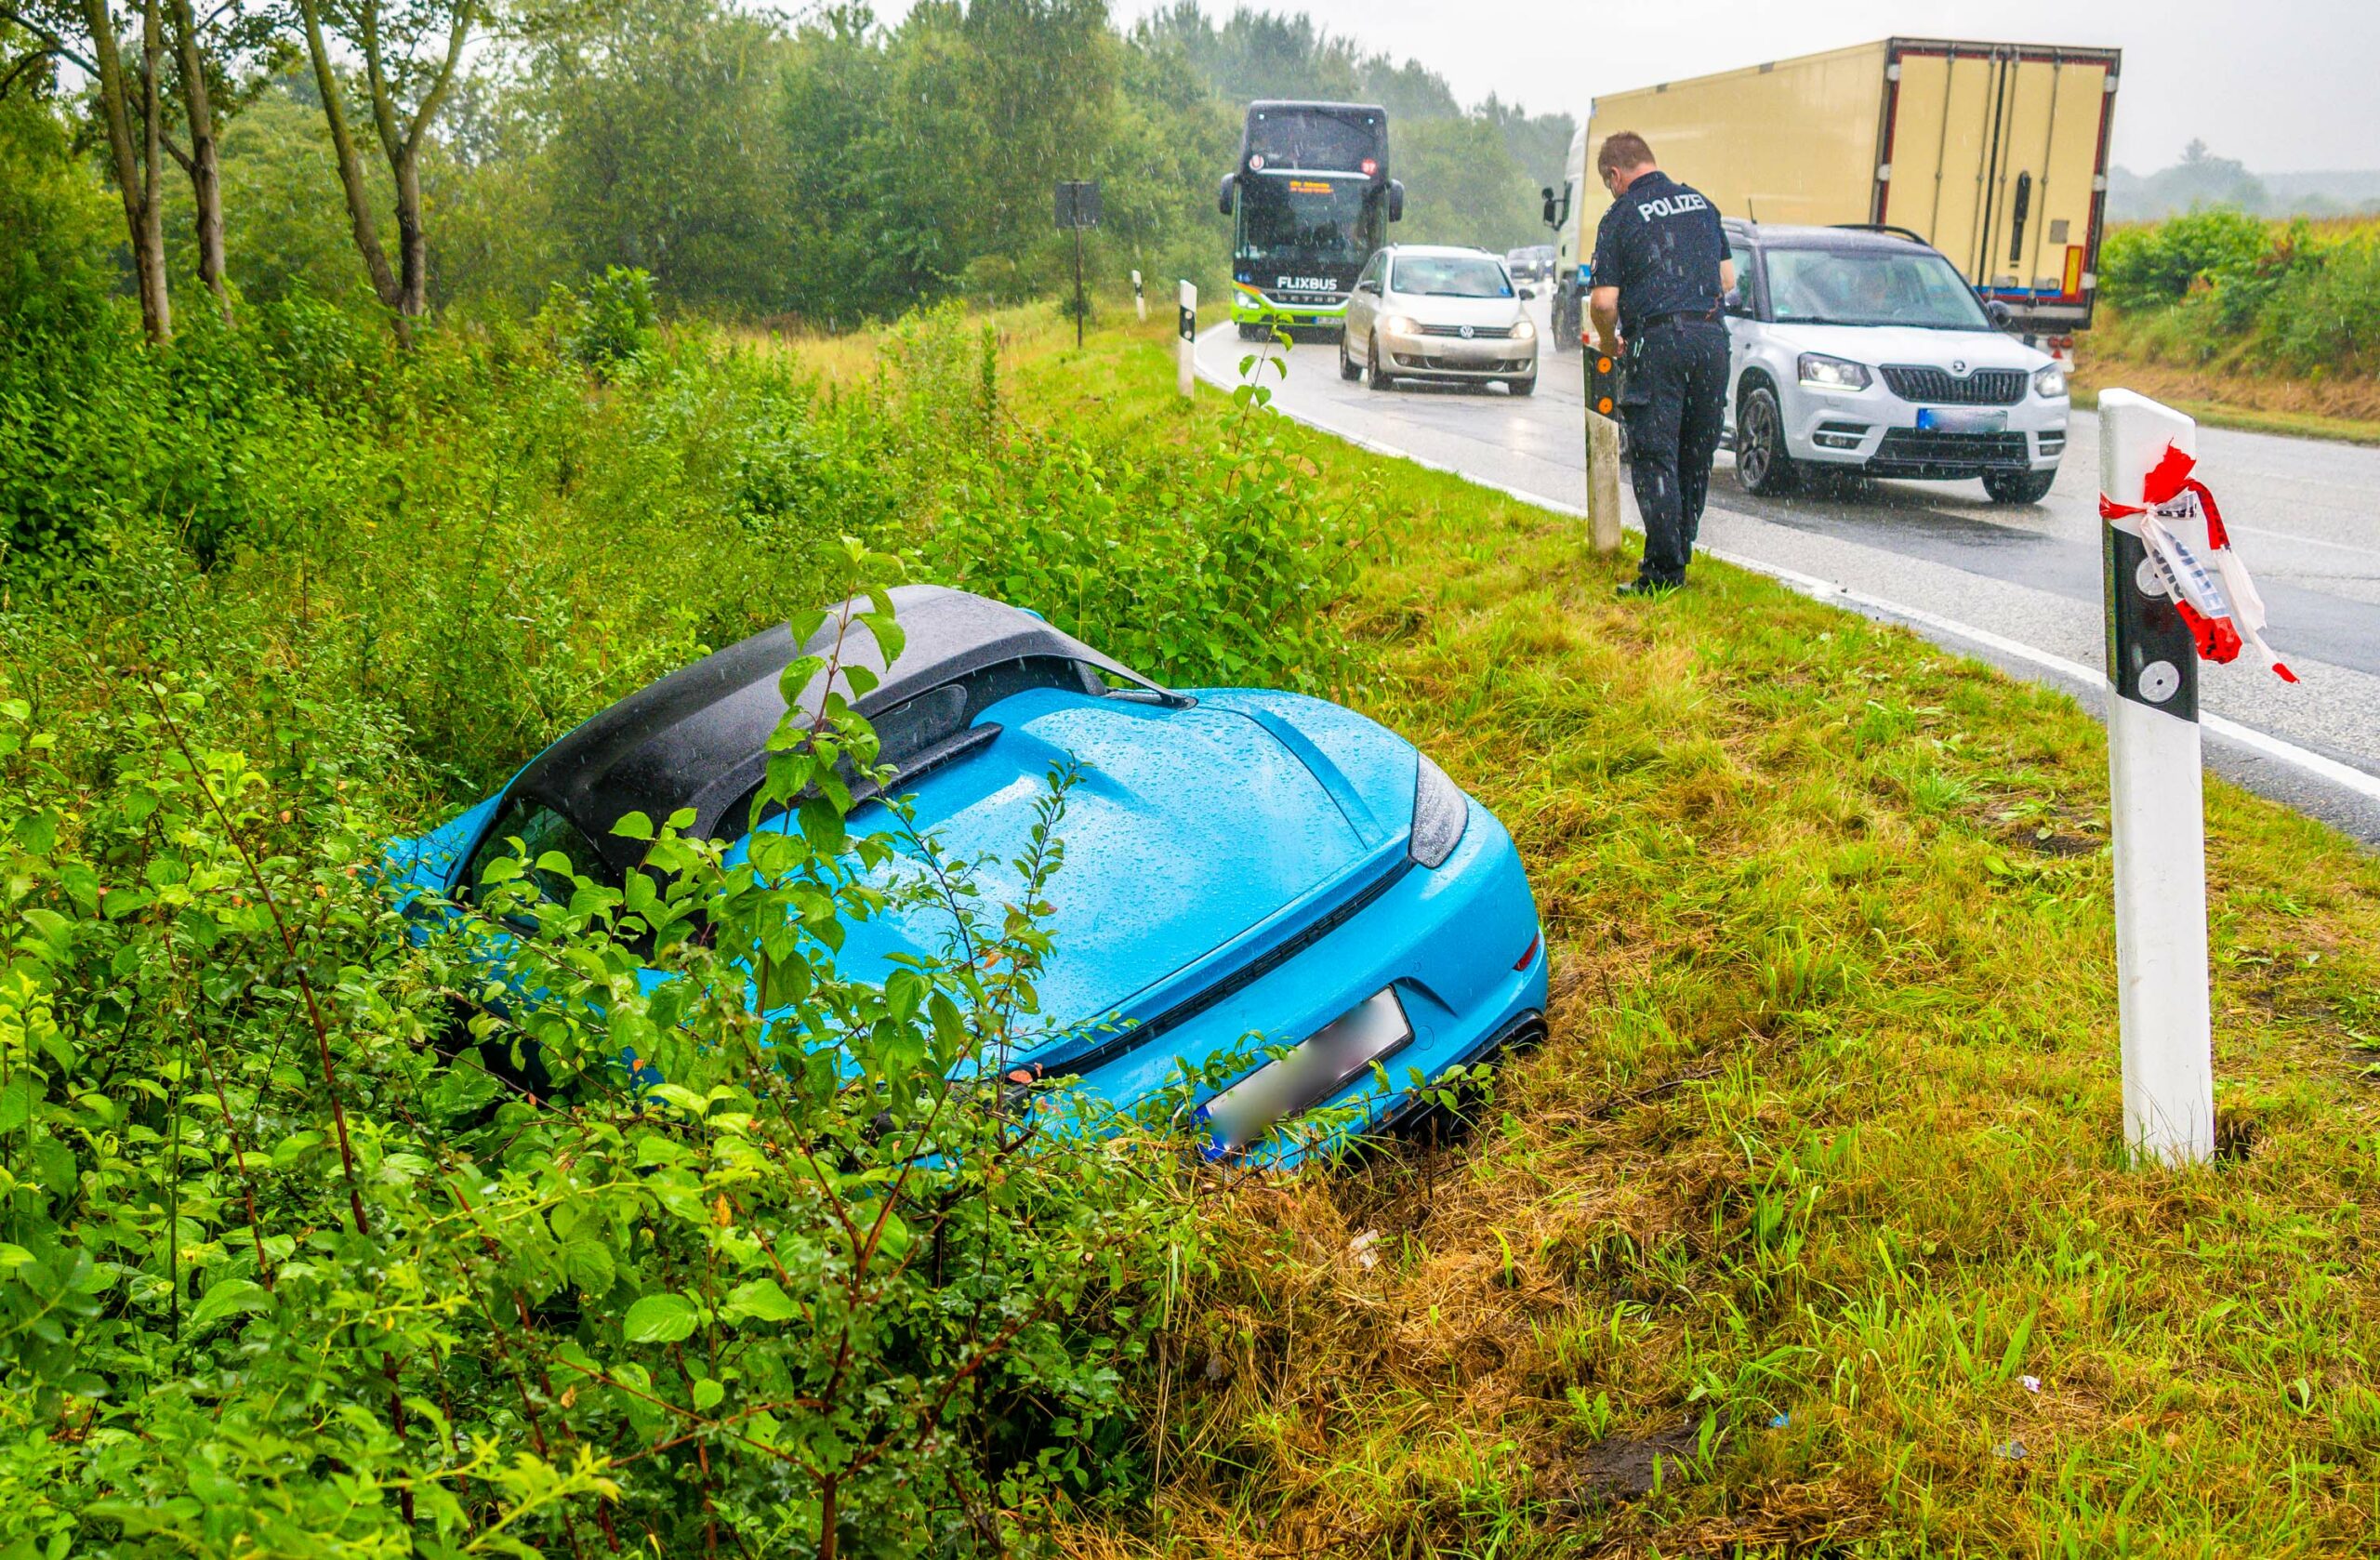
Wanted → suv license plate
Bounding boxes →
[1915,407,2007,433]
[1200,988,1413,1155]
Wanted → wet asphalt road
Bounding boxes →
[1197,299,2380,844]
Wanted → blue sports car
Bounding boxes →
[385,586,1547,1160]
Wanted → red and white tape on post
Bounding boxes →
[2100,443,2295,684]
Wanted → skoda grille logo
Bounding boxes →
[1459,324,1474,339]
[1950,360,1968,375]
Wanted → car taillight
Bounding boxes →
[1514,932,1540,972]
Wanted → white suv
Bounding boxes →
[1720,221,2068,504]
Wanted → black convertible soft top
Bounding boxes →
[501,586,1169,879]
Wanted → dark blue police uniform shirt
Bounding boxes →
[1589,170,1726,337]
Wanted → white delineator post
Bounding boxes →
[1176,281,1197,400]
[1132,270,1147,322]
[2099,388,2215,1166]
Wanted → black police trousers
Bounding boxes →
[1620,319,1730,587]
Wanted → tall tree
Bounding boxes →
[163,0,231,320]
[288,0,475,341]
[4,0,174,337]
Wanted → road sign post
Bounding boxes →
[1583,349,1623,555]
[1053,180,1102,350]
[1177,281,1197,401]
[1132,270,1145,322]
[2099,388,2214,1166]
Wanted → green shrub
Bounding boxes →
[0,575,1217,1555]
[0,302,1368,1550]
[2098,207,2273,311]
[2264,232,2380,374]
[575,266,662,369]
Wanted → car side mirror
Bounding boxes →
[1519,284,1539,300]
[1387,178,1405,222]
[1217,173,1236,217]
[1722,285,1748,316]
[1987,297,2015,329]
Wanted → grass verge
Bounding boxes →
[2069,370,2380,446]
[1031,318,2380,1556]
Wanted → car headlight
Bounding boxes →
[1409,752,1469,868]
[1380,314,1417,337]
[1797,353,1871,391]
[2032,363,2068,399]
[1512,317,1536,341]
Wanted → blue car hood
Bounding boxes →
[824,687,1398,1042]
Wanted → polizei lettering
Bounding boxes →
[1635,192,1710,221]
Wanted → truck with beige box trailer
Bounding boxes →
[1547,38,2120,350]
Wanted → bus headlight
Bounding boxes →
[2032,363,2068,399]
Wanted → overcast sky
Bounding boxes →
[879,0,2380,172]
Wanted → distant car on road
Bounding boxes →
[1504,245,1554,286]
[1341,245,1540,396]
[384,587,1549,1165]
[1721,220,2068,503]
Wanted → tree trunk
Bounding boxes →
[169,0,230,324]
[367,3,472,330]
[393,147,428,319]
[293,0,407,343]
[138,0,169,332]
[80,0,171,341]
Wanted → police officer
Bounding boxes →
[1588,132,1734,596]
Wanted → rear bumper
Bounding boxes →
[1074,793,1548,1162]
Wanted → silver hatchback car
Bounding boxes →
[1341,245,1540,395]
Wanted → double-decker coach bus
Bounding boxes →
[1217,100,1403,338]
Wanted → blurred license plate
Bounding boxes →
[1200,988,1413,1155]
[1915,407,2006,433]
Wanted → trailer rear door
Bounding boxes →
[1878,41,2120,336]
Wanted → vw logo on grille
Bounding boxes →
[1459,324,1474,339]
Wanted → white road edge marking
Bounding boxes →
[1194,327,2380,809]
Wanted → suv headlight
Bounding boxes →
[1380,314,1417,337]
[1797,353,1871,391]
[2032,363,2069,399]
[1512,317,1536,341]
[1409,753,1469,868]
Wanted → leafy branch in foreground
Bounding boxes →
[0,561,1217,1556]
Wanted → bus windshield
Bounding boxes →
[1237,176,1373,265]
[1765,247,1994,330]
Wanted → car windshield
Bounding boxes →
[1765,246,1994,329]
[1392,255,1513,298]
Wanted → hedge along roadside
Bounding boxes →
[0,300,1373,1553]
